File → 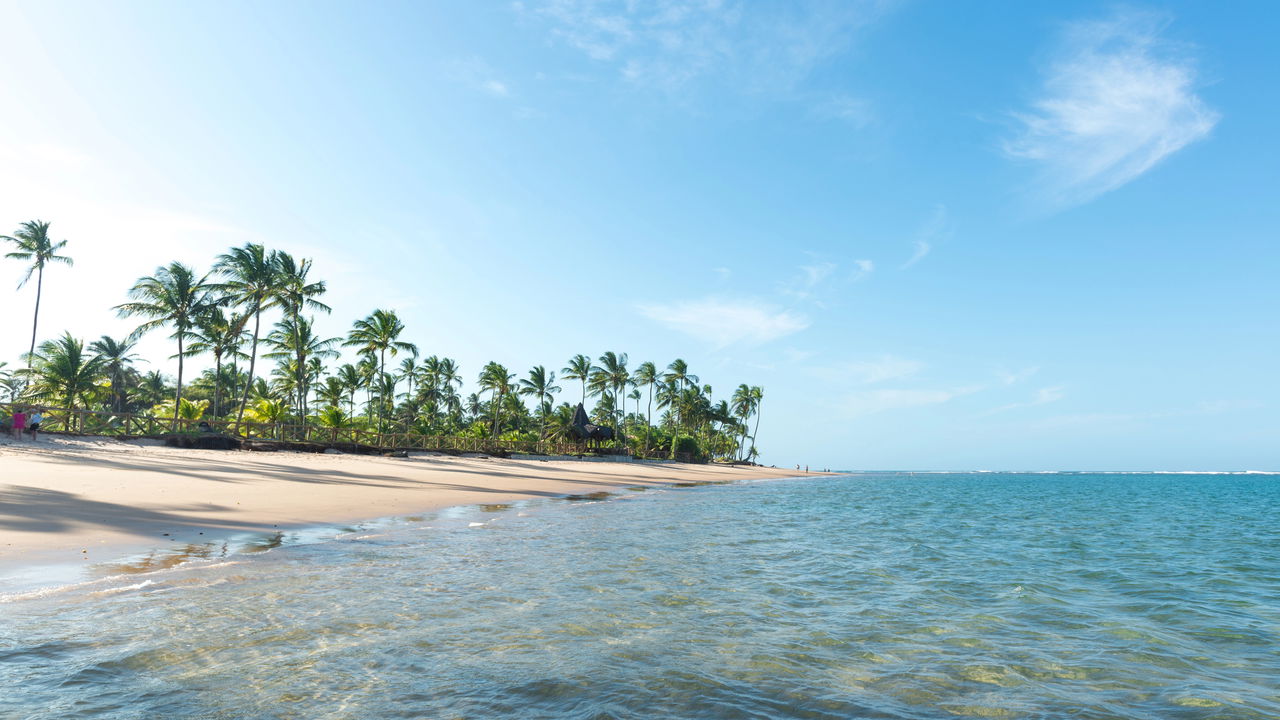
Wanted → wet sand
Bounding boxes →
[0,435,810,573]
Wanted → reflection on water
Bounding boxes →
[2,474,1279,719]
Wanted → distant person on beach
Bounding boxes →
[11,408,27,440]
[28,409,43,440]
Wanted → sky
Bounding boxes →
[0,0,1276,470]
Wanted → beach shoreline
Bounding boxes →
[0,434,815,583]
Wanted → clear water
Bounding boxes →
[2,473,1279,719]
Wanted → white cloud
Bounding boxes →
[997,366,1040,385]
[522,0,891,92]
[814,95,875,127]
[842,385,982,417]
[901,204,948,269]
[1004,10,1219,207]
[636,297,810,347]
[853,259,874,279]
[443,57,513,99]
[814,355,923,385]
[981,385,1066,416]
[902,240,930,268]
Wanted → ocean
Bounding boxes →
[2,472,1278,719]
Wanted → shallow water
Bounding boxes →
[2,473,1279,719]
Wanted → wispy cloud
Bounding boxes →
[997,366,1040,386]
[981,385,1066,416]
[813,94,875,127]
[1003,9,1219,207]
[636,297,810,347]
[814,355,924,385]
[902,205,948,269]
[443,57,513,99]
[842,385,983,417]
[852,259,874,281]
[520,0,892,93]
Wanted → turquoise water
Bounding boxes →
[2,472,1279,719]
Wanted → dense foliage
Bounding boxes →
[2,226,766,462]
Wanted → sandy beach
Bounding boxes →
[0,434,808,573]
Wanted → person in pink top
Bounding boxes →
[11,408,27,440]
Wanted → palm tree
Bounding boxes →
[214,244,281,430]
[562,354,592,406]
[343,309,417,429]
[593,351,629,446]
[266,315,337,419]
[186,307,245,418]
[518,365,562,439]
[334,363,362,414]
[116,262,215,427]
[23,332,104,411]
[748,385,764,461]
[3,220,73,368]
[633,361,659,453]
[731,383,754,461]
[478,361,514,437]
[275,252,330,420]
[664,359,699,428]
[89,336,143,413]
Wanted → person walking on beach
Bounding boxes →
[11,407,26,440]
[28,408,42,441]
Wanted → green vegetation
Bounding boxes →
[1,227,766,462]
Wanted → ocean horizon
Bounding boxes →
[3,472,1277,719]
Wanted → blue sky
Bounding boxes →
[1,1,1276,470]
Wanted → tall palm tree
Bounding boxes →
[633,361,659,453]
[343,309,417,428]
[89,336,143,413]
[266,315,337,419]
[518,365,562,439]
[335,363,362,413]
[593,351,629,446]
[664,359,699,428]
[3,220,73,368]
[562,354,592,406]
[275,252,330,421]
[478,361,514,437]
[748,385,764,461]
[214,244,281,430]
[186,307,245,418]
[731,383,754,461]
[23,332,105,411]
[116,262,215,426]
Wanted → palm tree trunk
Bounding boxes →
[645,386,653,455]
[173,334,185,431]
[27,265,43,369]
[213,352,223,418]
[751,400,763,461]
[235,309,261,432]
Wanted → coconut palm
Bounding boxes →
[664,359,699,428]
[593,351,629,445]
[518,365,562,439]
[334,363,362,413]
[89,336,143,414]
[266,315,337,418]
[478,361,514,437]
[343,309,417,428]
[275,252,330,420]
[116,262,216,427]
[731,383,755,461]
[747,385,764,460]
[23,332,104,411]
[3,220,73,368]
[214,244,282,429]
[633,361,659,453]
[186,307,245,418]
[561,354,592,406]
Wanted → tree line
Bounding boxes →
[2,220,765,462]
